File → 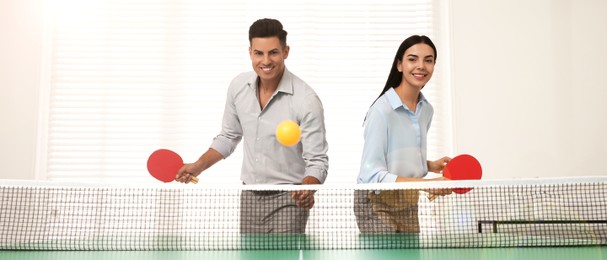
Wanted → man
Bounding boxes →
[176,18,329,234]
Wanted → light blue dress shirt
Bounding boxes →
[210,68,329,185]
[358,87,433,183]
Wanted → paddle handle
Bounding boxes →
[189,174,199,184]
[428,194,437,201]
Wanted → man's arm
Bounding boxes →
[299,93,329,183]
[175,148,224,184]
[176,78,244,184]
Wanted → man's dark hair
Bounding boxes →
[249,18,288,47]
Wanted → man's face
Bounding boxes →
[249,37,289,85]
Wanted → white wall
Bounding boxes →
[1,0,606,180]
[0,0,43,179]
[450,0,607,178]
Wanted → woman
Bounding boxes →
[355,35,451,233]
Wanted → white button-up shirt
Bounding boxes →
[210,68,329,185]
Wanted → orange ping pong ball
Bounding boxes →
[276,120,301,146]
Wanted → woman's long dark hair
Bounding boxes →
[364,35,437,123]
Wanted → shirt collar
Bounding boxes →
[246,67,294,95]
[385,87,428,111]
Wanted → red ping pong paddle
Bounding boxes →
[429,154,482,200]
[147,149,198,184]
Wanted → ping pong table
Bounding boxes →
[2,234,605,260]
[1,246,606,260]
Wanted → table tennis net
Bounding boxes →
[1,178,606,250]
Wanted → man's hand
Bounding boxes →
[175,162,202,184]
[175,148,224,184]
[291,176,320,209]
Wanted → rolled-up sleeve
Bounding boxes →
[210,82,243,158]
[300,93,329,183]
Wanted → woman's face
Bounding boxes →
[397,43,435,90]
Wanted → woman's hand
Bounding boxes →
[428,156,451,174]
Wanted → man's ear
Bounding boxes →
[283,45,290,59]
